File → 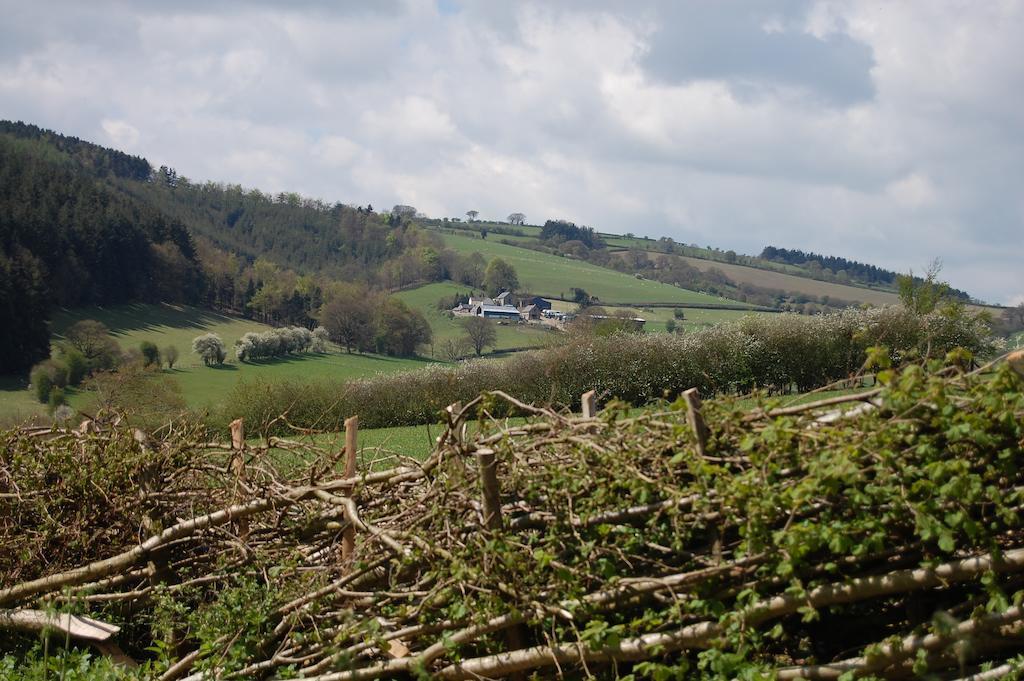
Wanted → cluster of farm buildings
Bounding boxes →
[451,292,568,322]
[452,291,646,329]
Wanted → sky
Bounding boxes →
[1,1,1021,305]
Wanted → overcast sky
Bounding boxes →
[1,1,1021,304]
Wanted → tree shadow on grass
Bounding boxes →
[49,303,252,340]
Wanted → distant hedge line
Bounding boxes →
[220,306,995,435]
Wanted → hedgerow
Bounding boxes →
[221,305,996,434]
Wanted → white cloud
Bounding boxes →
[885,173,936,208]
[0,0,1022,304]
[314,135,361,167]
[100,118,140,149]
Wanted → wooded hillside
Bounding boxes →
[0,133,203,372]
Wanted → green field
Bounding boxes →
[439,232,746,306]
[395,282,558,355]
[274,417,525,468]
[602,306,763,330]
[598,234,906,304]
[0,304,436,423]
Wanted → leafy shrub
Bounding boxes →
[192,334,226,366]
[140,340,161,367]
[235,327,313,361]
[47,387,66,412]
[310,326,330,352]
[29,364,53,404]
[1,645,137,680]
[59,347,88,385]
[84,363,188,431]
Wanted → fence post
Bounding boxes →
[1010,350,1024,379]
[477,448,503,531]
[477,445,526,669]
[581,390,597,418]
[342,416,359,561]
[229,418,249,540]
[681,388,709,457]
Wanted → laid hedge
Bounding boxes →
[221,306,996,434]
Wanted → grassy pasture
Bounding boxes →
[49,304,272,356]
[439,232,745,306]
[608,306,762,330]
[650,252,903,306]
[0,304,436,421]
[545,299,768,331]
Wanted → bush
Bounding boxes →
[192,334,226,366]
[47,386,66,412]
[60,347,88,385]
[140,340,161,367]
[311,326,330,353]
[235,327,314,361]
[83,363,188,431]
[30,365,53,404]
[219,306,996,435]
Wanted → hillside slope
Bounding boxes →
[439,231,748,306]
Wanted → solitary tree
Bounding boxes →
[375,299,432,357]
[63,319,120,371]
[897,259,950,314]
[320,284,376,353]
[571,287,593,306]
[483,258,519,296]
[442,337,471,362]
[466,210,479,221]
[192,334,226,366]
[462,316,498,356]
[507,212,526,225]
[164,345,179,369]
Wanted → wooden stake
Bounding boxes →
[476,446,526,673]
[229,418,246,487]
[581,390,597,418]
[1009,350,1024,379]
[342,416,359,561]
[477,448,503,531]
[682,388,709,457]
[229,419,249,540]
